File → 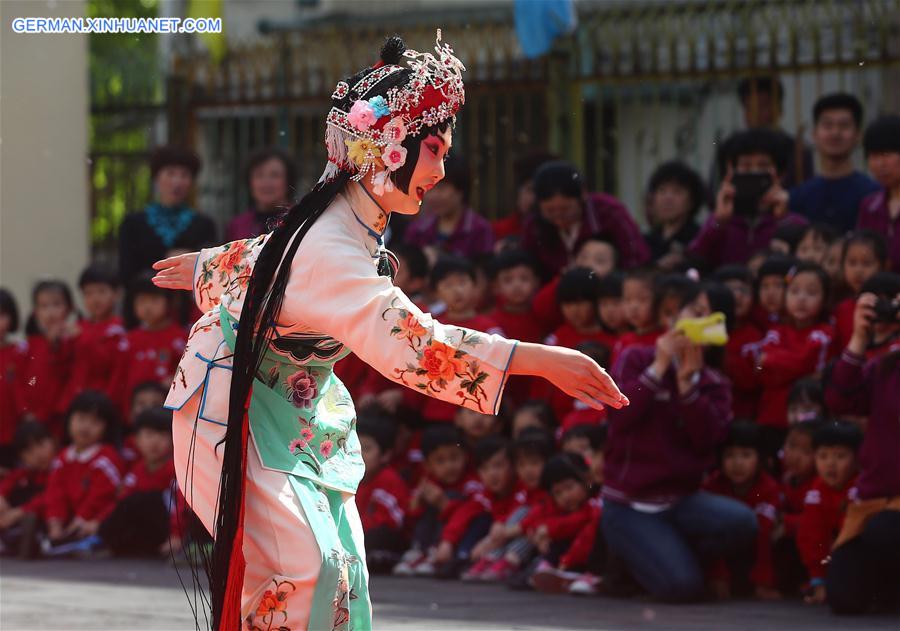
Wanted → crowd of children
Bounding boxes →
[0,94,898,616]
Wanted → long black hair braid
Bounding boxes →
[207,34,449,629]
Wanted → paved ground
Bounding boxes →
[1,558,897,630]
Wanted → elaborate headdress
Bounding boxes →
[318,29,466,195]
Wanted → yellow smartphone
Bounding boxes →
[674,312,728,346]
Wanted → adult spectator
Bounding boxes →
[824,292,900,614]
[118,145,216,284]
[789,93,879,233]
[602,280,757,602]
[857,115,900,272]
[689,128,807,267]
[520,161,649,278]
[642,161,705,271]
[492,150,557,243]
[225,147,298,241]
[404,155,495,259]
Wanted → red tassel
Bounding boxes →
[218,388,252,631]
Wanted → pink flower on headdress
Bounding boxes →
[382,144,407,171]
[383,118,407,144]
[348,100,377,131]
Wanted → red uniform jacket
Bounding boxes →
[0,341,27,445]
[44,444,123,523]
[558,496,602,569]
[15,335,77,432]
[781,473,814,537]
[406,472,482,524]
[743,323,834,428]
[62,317,126,405]
[723,320,763,420]
[441,483,527,545]
[531,276,563,334]
[520,498,594,542]
[832,297,855,354]
[0,467,50,518]
[355,465,410,532]
[109,323,187,417]
[704,470,782,587]
[611,329,664,369]
[797,476,858,580]
[489,307,545,344]
[120,457,176,499]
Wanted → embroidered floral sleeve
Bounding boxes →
[283,219,519,415]
[192,235,269,313]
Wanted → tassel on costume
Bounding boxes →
[218,387,252,631]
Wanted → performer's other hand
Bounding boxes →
[152,252,199,291]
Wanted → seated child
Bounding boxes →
[786,379,826,426]
[714,264,763,419]
[774,421,818,596]
[109,273,187,418]
[798,420,862,605]
[438,435,523,579]
[795,224,837,266]
[510,400,557,439]
[520,453,594,586]
[455,407,502,449]
[488,249,544,343]
[43,391,123,551]
[98,407,178,557]
[703,421,782,600]
[611,269,665,366]
[394,425,480,576]
[832,231,889,351]
[0,422,56,557]
[749,255,795,331]
[355,410,410,573]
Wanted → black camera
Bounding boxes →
[872,297,900,323]
[731,171,772,219]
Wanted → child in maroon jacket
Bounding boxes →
[43,391,123,548]
[355,411,410,573]
[438,435,525,579]
[62,264,125,405]
[109,274,187,419]
[0,422,56,557]
[393,425,481,577]
[703,422,782,600]
[744,263,835,458]
[97,407,178,557]
[15,280,78,438]
[798,420,862,605]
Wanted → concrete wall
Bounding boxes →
[1,0,89,328]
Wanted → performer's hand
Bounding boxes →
[152,252,200,291]
[511,343,628,411]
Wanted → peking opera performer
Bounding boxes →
[151,32,629,631]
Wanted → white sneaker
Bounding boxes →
[569,573,602,596]
[392,549,424,576]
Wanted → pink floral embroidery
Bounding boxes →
[289,437,308,452]
[300,427,315,442]
[419,341,466,382]
[320,440,334,457]
[285,369,318,409]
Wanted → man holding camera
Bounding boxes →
[689,128,808,268]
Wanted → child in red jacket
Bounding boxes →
[714,264,763,420]
[355,410,410,573]
[43,391,123,549]
[16,280,78,438]
[832,231,888,352]
[438,435,525,579]
[745,263,835,459]
[0,422,56,557]
[520,453,595,586]
[62,265,125,406]
[96,407,177,557]
[393,425,481,576]
[109,274,187,418]
[0,288,26,468]
[798,420,862,605]
[703,422,782,600]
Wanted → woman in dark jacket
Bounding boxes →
[118,145,216,284]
